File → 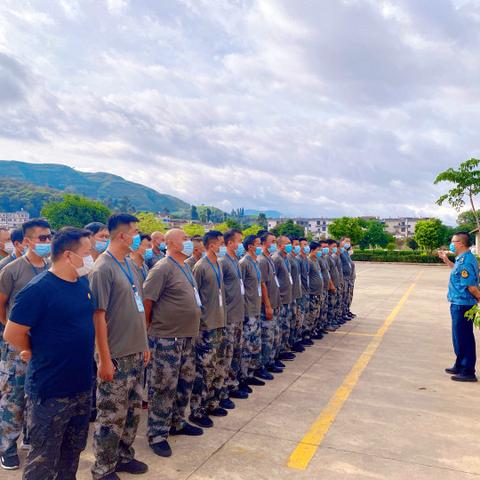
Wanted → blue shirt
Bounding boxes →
[10,271,95,400]
[447,251,479,306]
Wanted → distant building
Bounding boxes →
[0,210,30,229]
[382,217,430,238]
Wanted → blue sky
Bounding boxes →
[1,0,479,224]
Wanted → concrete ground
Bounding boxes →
[6,263,480,479]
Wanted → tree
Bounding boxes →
[272,219,304,238]
[183,223,205,237]
[225,218,242,230]
[359,220,390,249]
[136,212,167,234]
[191,205,199,221]
[407,238,419,250]
[328,217,364,244]
[457,210,477,232]
[41,194,111,230]
[214,222,229,233]
[414,219,447,252]
[435,158,480,231]
[257,213,268,228]
[242,224,263,236]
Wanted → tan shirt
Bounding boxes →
[143,257,201,338]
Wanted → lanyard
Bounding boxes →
[107,252,137,293]
[140,263,148,281]
[226,254,242,280]
[283,255,291,273]
[206,257,221,289]
[168,257,196,288]
[25,257,47,276]
[247,255,261,283]
[264,254,276,275]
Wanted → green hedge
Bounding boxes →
[351,251,455,263]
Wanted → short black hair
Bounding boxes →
[243,234,258,250]
[453,231,471,247]
[309,241,320,251]
[107,213,139,233]
[10,228,24,244]
[191,235,203,242]
[84,222,107,235]
[260,231,275,244]
[22,218,51,237]
[257,229,268,237]
[51,227,91,261]
[140,232,152,242]
[224,228,241,245]
[298,237,307,243]
[326,239,338,246]
[203,230,223,248]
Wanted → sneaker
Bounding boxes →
[292,342,305,353]
[302,338,314,346]
[0,454,20,470]
[115,458,149,474]
[170,423,203,436]
[219,398,235,409]
[150,441,172,458]
[274,360,286,369]
[311,332,323,340]
[230,389,249,399]
[267,365,282,374]
[445,367,459,375]
[207,407,228,417]
[239,381,253,393]
[249,372,268,383]
[278,351,296,361]
[451,374,478,382]
[189,413,214,428]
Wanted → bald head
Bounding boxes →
[165,228,188,255]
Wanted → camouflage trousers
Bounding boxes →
[190,328,227,417]
[276,303,293,355]
[315,290,329,331]
[23,390,91,480]
[222,320,243,395]
[147,336,195,444]
[348,280,355,308]
[334,282,345,320]
[327,289,337,325]
[0,343,27,457]
[260,309,278,367]
[289,299,300,346]
[92,352,144,479]
[240,315,261,380]
[297,295,309,339]
[307,295,322,334]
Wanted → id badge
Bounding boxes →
[219,289,223,307]
[258,284,262,297]
[274,275,280,288]
[240,279,245,296]
[288,273,293,285]
[194,287,202,307]
[134,292,144,313]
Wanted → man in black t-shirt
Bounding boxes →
[4,227,95,480]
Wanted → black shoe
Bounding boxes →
[278,351,296,361]
[219,398,235,409]
[239,381,253,393]
[445,367,459,375]
[311,332,323,340]
[0,454,20,470]
[451,374,478,382]
[99,474,120,480]
[255,368,273,383]
[274,360,286,368]
[248,373,268,384]
[267,365,283,374]
[230,389,249,399]
[292,342,305,352]
[189,413,214,428]
[116,458,149,473]
[170,423,203,436]
[150,441,172,458]
[302,338,314,346]
[208,407,228,417]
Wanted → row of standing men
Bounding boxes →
[0,214,356,479]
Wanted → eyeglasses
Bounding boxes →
[34,234,52,242]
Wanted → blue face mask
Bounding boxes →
[159,242,166,251]
[255,246,262,256]
[130,234,141,252]
[268,244,277,254]
[236,244,245,258]
[34,243,51,258]
[322,247,329,255]
[340,247,345,254]
[144,248,154,260]
[316,251,322,258]
[293,245,301,254]
[182,240,194,256]
[95,240,108,253]
[303,246,311,254]
[332,247,338,254]
[201,251,207,258]
[449,243,456,253]
[217,246,227,257]
[284,244,293,254]
[344,243,351,250]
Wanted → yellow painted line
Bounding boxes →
[331,331,377,337]
[287,272,422,470]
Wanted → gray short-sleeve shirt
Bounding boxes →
[218,254,245,325]
[288,254,302,300]
[239,255,262,317]
[272,252,293,305]
[308,257,324,295]
[257,253,280,309]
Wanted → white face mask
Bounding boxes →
[4,242,14,254]
[74,254,95,277]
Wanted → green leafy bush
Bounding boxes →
[351,250,457,263]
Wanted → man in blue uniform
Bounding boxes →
[439,232,480,382]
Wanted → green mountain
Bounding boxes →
[0,160,190,213]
